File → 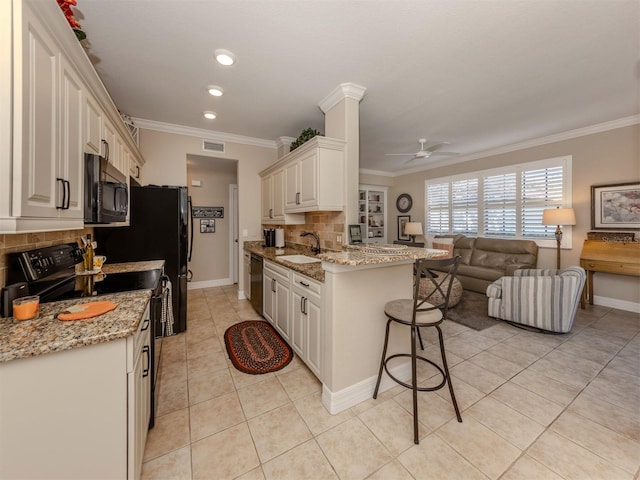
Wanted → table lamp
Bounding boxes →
[404,222,423,243]
[542,207,576,269]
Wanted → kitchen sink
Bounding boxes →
[275,254,321,264]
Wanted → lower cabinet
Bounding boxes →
[0,302,152,480]
[263,260,291,342]
[291,273,322,377]
[262,260,323,378]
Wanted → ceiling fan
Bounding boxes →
[385,138,459,162]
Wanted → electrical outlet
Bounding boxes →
[336,234,342,243]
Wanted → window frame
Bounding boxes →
[424,156,573,249]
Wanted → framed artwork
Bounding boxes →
[200,219,216,233]
[591,181,640,230]
[397,215,411,241]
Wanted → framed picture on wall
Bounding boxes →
[591,181,640,229]
[397,215,411,241]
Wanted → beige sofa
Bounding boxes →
[433,235,539,293]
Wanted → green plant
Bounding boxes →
[289,128,322,151]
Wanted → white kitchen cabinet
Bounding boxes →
[261,167,303,225]
[0,0,145,233]
[263,260,291,342]
[290,272,323,377]
[259,136,345,222]
[84,92,103,155]
[129,312,152,480]
[283,137,344,213]
[0,302,152,480]
[59,54,84,219]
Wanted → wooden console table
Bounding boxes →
[579,240,640,308]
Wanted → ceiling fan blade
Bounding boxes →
[424,142,450,153]
[429,151,460,156]
[385,153,416,156]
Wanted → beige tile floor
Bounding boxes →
[142,285,640,480]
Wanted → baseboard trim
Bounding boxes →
[593,295,640,314]
[321,361,411,414]
[187,278,232,290]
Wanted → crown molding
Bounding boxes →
[132,118,277,149]
[318,83,367,113]
[386,114,640,177]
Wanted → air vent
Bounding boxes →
[203,140,225,153]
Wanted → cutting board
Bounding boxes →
[58,301,118,321]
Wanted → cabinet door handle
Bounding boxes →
[101,139,110,160]
[141,317,150,331]
[296,192,300,205]
[63,180,70,209]
[269,208,273,219]
[300,296,306,314]
[271,278,276,293]
[135,165,140,178]
[299,281,309,287]
[56,178,65,209]
[142,345,150,377]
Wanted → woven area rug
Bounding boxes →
[446,290,502,331]
[224,320,293,374]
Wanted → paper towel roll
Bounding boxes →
[275,228,285,248]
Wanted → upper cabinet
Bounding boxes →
[0,0,143,233]
[260,136,345,224]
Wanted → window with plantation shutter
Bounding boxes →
[426,182,449,234]
[484,173,516,238]
[452,178,478,235]
[522,166,564,239]
[424,156,572,247]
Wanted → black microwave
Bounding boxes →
[84,153,128,224]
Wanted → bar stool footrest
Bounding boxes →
[383,353,446,392]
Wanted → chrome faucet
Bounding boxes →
[301,231,321,254]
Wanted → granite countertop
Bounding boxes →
[244,241,325,282]
[0,260,165,364]
[244,242,449,280]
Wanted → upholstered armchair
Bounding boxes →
[486,266,586,333]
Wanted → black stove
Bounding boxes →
[1,242,165,429]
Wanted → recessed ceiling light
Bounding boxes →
[203,111,216,120]
[207,85,224,97]
[214,49,236,66]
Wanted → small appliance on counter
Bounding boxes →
[263,228,276,247]
[275,228,285,248]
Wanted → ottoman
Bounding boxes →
[418,271,463,308]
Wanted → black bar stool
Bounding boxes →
[373,256,462,444]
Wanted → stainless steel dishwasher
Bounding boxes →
[250,253,263,316]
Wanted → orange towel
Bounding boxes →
[57,301,117,321]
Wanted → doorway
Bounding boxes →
[185,154,238,289]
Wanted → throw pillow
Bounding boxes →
[432,239,453,258]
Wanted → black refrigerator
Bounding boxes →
[94,185,189,333]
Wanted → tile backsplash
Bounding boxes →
[264,211,345,251]
[0,228,93,289]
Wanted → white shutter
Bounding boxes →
[483,173,517,237]
[426,182,449,234]
[522,166,564,239]
[452,178,478,235]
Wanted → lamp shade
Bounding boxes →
[404,222,423,235]
[542,208,576,226]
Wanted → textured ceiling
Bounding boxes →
[75,0,639,174]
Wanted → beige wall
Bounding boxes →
[374,124,639,308]
[186,156,237,283]
[139,129,276,290]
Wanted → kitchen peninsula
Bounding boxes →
[244,243,447,414]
